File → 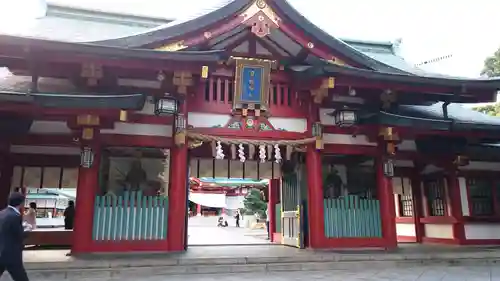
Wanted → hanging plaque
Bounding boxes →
[233,58,271,111]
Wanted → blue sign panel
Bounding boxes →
[240,66,263,103]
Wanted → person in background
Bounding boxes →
[63,201,75,230]
[234,210,241,227]
[265,207,270,240]
[23,203,36,230]
[0,192,30,281]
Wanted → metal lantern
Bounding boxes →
[383,159,395,177]
[80,147,94,168]
[335,109,357,127]
[154,97,178,115]
[312,122,323,137]
[175,114,186,132]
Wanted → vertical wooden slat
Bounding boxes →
[216,78,222,102]
[224,79,230,103]
[208,78,215,102]
[117,196,124,240]
[111,195,118,240]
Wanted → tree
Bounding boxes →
[243,189,267,217]
[481,47,500,77]
[473,103,500,117]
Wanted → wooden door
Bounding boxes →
[280,164,304,248]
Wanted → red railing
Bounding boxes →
[189,77,307,117]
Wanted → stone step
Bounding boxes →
[24,251,500,279]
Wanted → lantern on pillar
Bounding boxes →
[174,114,187,146]
[154,96,179,116]
[80,147,94,168]
[334,108,357,127]
[383,159,395,177]
[312,122,323,150]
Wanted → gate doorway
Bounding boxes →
[280,156,306,248]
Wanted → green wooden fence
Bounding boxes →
[92,191,168,241]
[324,195,382,238]
[275,203,281,233]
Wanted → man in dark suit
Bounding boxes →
[0,192,29,281]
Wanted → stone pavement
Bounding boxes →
[2,265,500,281]
[188,216,269,245]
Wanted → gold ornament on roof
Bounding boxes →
[256,0,267,9]
[156,41,188,52]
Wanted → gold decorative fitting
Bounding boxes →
[256,0,267,9]
[328,57,346,66]
[386,142,396,155]
[379,127,399,141]
[320,77,335,89]
[240,0,280,38]
[119,110,128,122]
[203,32,212,39]
[310,88,328,104]
[76,115,100,126]
[81,128,94,140]
[173,71,193,94]
[307,42,314,49]
[201,66,209,79]
[175,130,187,146]
[155,41,188,52]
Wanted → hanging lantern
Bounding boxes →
[335,108,357,127]
[154,96,178,115]
[453,155,469,167]
[175,114,186,132]
[80,147,94,168]
[383,159,394,177]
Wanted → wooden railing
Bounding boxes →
[189,77,306,117]
[92,191,168,241]
[324,195,382,238]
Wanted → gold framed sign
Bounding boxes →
[233,58,271,111]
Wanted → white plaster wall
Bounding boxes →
[398,140,416,151]
[10,145,80,155]
[29,121,71,134]
[464,224,500,240]
[188,112,231,128]
[458,177,470,216]
[101,123,172,137]
[424,224,453,239]
[268,117,307,132]
[323,134,376,146]
[460,161,500,171]
[396,223,416,237]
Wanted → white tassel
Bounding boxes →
[274,144,282,163]
[259,145,266,163]
[238,144,246,162]
[215,141,224,160]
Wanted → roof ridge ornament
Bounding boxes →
[240,0,281,38]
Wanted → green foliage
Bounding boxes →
[243,189,267,217]
[481,47,500,77]
[473,103,500,117]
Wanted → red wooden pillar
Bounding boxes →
[306,144,324,248]
[196,204,201,216]
[446,168,465,244]
[410,169,424,243]
[376,156,397,249]
[0,148,13,209]
[167,102,188,252]
[268,179,279,242]
[72,145,101,254]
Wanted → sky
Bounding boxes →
[0,0,499,79]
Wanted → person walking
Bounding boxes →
[265,207,270,240]
[23,202,37,230]
[63,201,75,230]
[0,192,30,281]
[234,210,241,227]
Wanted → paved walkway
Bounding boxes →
[1,266,499,281]
[188,216,270,246]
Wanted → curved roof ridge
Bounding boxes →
[89,0,246,47]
